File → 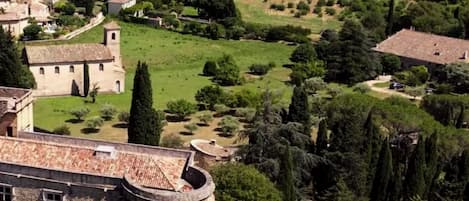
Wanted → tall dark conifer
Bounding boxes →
[288,85,311,136]
[83,61,90,97]
[128,61,161,145]
[456,105,465,129]
[0,26,35,88]
[404,135,426,200]
[279,145,296,201]
[387,163,403,201]
[464,182,469,201]
[316,119,328,156]
[424,132,438,197]
[370,139,392,201]
[385,0,395,36]
[363,110,381,188]
[460,149,469,182]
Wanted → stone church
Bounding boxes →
[24,21,125,96]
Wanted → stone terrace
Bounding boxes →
[0,135,191,191]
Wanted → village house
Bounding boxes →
[24,21,125,96]
[108,0,136,15]
[0,86,33,137]
[0,86,215,201]
[0,0,50,37]
[373,29,469,70]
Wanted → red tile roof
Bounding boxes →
[373,29,469,65]
[0,136,189,191]
[25,44,114,64]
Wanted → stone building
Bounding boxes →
[190,139,235,169]
[373,29,469,70]
[0,0,50,37]
[24,21,125,96]
[0,86,215,201]
[108,0,136,15]
[0,86,33,137]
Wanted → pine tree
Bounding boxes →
[279,145,296,201]
[0,26,35,88]
[404,135,427,200]
[83,61,90,97]
[128,61,161,145]
[288,85,311,136]
[316,119,328,156]
[370,139,392,201]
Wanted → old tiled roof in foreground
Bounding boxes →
[373,29,469,65]
[0,136,188,191]
[25,44,114,64]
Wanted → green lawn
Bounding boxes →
[235,0,342,36]
[32,21,295,138]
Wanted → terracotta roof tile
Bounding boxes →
[0,137,188,191]
[25,44,114,64]
[374,29,469,65]
[103,21,120,29]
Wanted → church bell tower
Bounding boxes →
[103,21,121,67]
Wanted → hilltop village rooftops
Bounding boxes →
[25,44,114,65]
[373,29,469,65]
[0,134,194,191]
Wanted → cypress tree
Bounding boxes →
[456,105,465,129]
[404,135,426,200]
[128,61,161,145]
[370,139,392,201]
[385,0,395,36]
[288,85,311,136]
[387,163,403,201]
[0,26,35,88]
[424,132,438,197]
[316,119,328,156]
[460,149,469,182]
[279,145,296,201]
[464,182,469,201]
[83,61,90,97]
[363,110,381,187]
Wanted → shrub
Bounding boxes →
[195,85,227,110]
[23,24,42,40]
[118,111,130,123]
[234,108,256,122]
[161,134,184,148]
[326,0,335,6]
[57,15,86,27]
[296,1,310,11]
[270,3,285,11]
[100,104,117,120]
[214,104,230,114]
[203,60,218,76]
[290,43,317,63]
[287,2,294,8]
[205,23,225,39]
[55,1,76,15]
[265,25,311,43]
[327,85,343,98]
[290,62,325,86]
[167,99,198,121]
[184,123,198,134]
[198,111,214,125]
[313,6,322,14]
[53,125,71,135]
[353,83,371,94]
[225,89,262,108]
[249,64,273,75]
[434,83,454,94]
[405,87,425,99]
[325,7,336,15]
[218,116,240,136]
[86,116,104,129]
[213,54,240,86]
[317,0,326,6]
[304,77,327,94]
[69,108,90,121]
[381,54,402,74]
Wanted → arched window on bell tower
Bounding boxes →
[111,32,116,40]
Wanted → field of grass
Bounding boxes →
[235,0,342,36]
[32,21,295,142]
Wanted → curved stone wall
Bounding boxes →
[122,166,215,201]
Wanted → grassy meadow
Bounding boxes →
[32,21,295,143]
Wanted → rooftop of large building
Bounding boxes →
[25,43,114,65]
[373,29,469,65]
[0,86,32,116]
[0,133,194,191]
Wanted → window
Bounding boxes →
[99,64,104,71]
[69,65,74,73]
[111,32,116,40]
[43,190,62,201]
[0,184,12,201]
[54,66,60,74]
[39,67,44,75]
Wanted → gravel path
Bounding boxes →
[364,75,423,100]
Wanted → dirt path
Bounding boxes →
[364,75,423,100]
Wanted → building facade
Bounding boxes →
[0,86,33,137]
[0,0,50,37]
[24,21,125,96]
[108,0,136,15]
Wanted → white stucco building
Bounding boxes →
[24,21,125,96]
[108,0,136,15]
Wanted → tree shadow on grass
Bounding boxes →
[179,131,194,135]
[34,126,53,134]
[81,128,100,134]
[65,119,84,124]
[196,123,209,127]
[112,123,128,128]
[166,115,190,123]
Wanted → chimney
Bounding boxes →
[209,139,216,146]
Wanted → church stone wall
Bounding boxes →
[31,60,124,97]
